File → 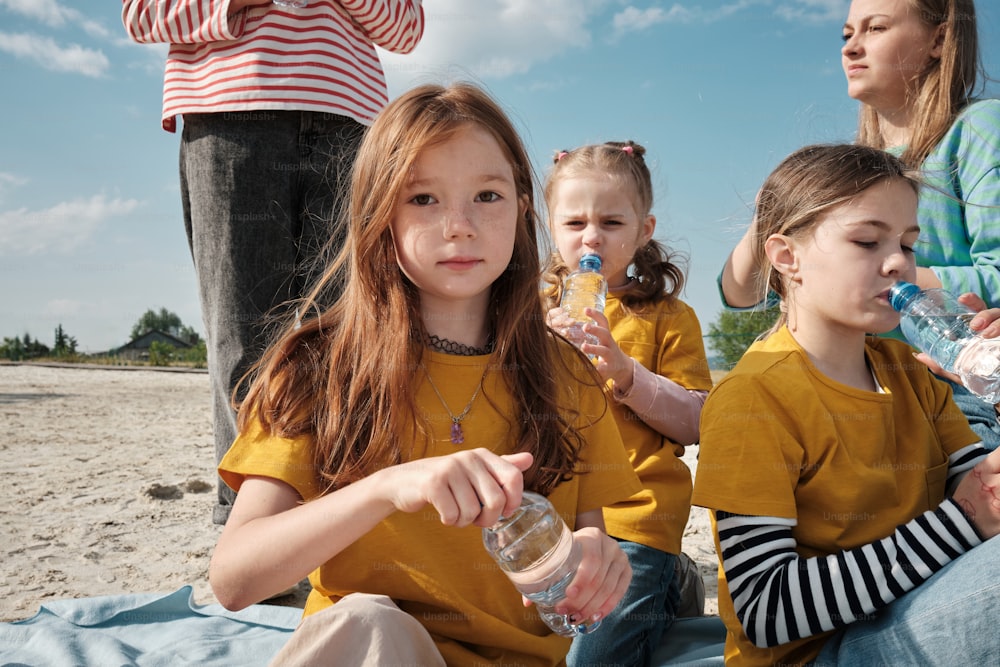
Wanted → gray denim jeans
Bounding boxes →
[179,110,364,524]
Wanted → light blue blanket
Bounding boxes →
[0,587,725,666]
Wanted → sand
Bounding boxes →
[0,362,719,623]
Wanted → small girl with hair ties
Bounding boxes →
[208,83,642,667]
[542,140,714,667]
[695,143,1000,667]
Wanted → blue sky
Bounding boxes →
[1,0,999,353]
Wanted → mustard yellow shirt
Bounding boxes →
[602,293,713,554]
[692,326,979,667]
[220,345,642,667]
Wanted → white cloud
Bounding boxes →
[0,194,140,256]
[0,0,109,38]
[611,1,769,39]
[378,0,608,91]
[776,0,850,24]
[45,298,83,317]
[0,172,28,203]
[0,31,109,76]
[613,6,693,35]
[611,1,843,39]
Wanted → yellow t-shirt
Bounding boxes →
[219,345,642,667]
[692,326,979,667]
[602,293,713,554]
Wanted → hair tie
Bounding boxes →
[621,145,634,155]
[556,151,568,161]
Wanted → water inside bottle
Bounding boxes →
[560,271,606,350]
[483,492,600,637]
[954,339,1000,403]
[900,314,976,370]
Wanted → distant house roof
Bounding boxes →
[117,330,193,352]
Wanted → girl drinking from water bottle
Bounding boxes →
[542,141,714,667]
[694,143,1000,667]
[208,83,641,667]
[722,0,1000,451]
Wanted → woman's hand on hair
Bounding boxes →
[377,449,532,528]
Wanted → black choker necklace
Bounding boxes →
[425,333,495,356]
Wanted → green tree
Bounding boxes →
[130,308,199,344]
[0,336,26,361]
[53,324,78,358]
[706,306,781,369]
[1,333,49,360]
[179,339,208,368]
[148,340,175,366]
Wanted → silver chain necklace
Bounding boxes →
[422,366,488,444]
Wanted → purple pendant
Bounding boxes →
[450,421,464,445]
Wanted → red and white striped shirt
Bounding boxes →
[122,0,424,132]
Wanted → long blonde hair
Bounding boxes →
[752,144,921,334]
[237,83,589,495]
[855,0,984,166]
[541,140,686,311]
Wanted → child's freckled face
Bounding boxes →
[390,124,520,311]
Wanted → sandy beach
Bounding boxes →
[0,362,719,623]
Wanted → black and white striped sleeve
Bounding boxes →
[719,502,981,648]
[718,443,988,649]
[945,443,986,495]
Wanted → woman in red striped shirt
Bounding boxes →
[122,0,424,526]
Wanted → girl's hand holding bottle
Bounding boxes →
[546,307,634,392]
[912,292,1000,383]
[550,524,632,629]
[375,449,533,528]
[547,305,591,350]
[577,309,635,393]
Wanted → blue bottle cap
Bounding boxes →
[579,254,602,271]
[888,281,921,312]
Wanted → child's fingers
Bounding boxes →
[557,529,632,623]
[914,352,962,384]
[546,307,570,330]
[457,450,530,527]
[957,292,988,313]
[494,453,531,518]
[403,450,526,527]
[969,308,1000,337]
[586,309,610,330]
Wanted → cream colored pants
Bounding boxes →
[269,594,446,666]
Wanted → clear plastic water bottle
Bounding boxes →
[889,281,1000,403]
[559,254,608,351]
[482,491,600,637]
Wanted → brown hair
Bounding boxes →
[855,0,984,167]
[541,140,686,311]
[236,83,590,495]
[752,144,921,333]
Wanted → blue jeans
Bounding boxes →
[813,535,1000,666]
[179,111,364,524]
[567,541,679,667]
[947,378,1000,452]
